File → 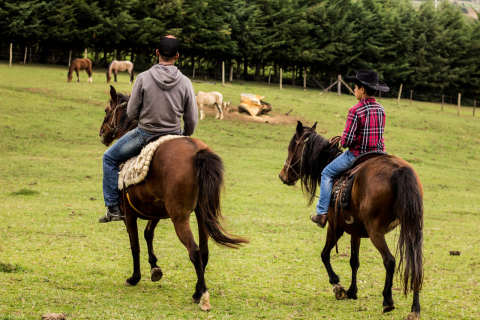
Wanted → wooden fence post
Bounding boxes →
[9,43,12,68]
[397,84,403,106]
[24,46,27,64]
[337,75,341,97]
[458,93,461,116]
[442,95,444,111]
[410,90,413,106]
[268,69,271,84]
[84,49,87,59]
[222,61,225,84]
[229,65,233,82]
[474,99,476,117]
[192,57,195,78]
[280,68,283,90]
[303,68,307,89]
[68,50,72,67]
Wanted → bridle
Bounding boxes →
[100,101,137,141]
[284,131,310,181]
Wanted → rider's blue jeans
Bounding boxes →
[316,150,356,215]
[103,127,155,207]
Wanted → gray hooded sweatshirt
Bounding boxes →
[127,64,198,136]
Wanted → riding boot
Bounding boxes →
[311,214,328,228]
[98,203,124,223]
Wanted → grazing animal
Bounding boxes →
[68,58,92,82]
[196,91,229,120]
[107,60,134,84]
[279,122,424,320]
[99,87,248,311]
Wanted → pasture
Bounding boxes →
[0,63,479,319]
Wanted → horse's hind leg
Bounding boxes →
[144,219,163,282]
[321,224,345,299]
[124,215,142,286]
[370,233,396,313]
[114,70,118,83]
[345,236,361,299]
[129,69,134,84]
[407,291,421,319]
[172,216,210,311]
[193,209,210,301]
[86,68,92,82]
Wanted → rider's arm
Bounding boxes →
[182,82,198,136]
[126,76,143,121]
[341,107,358,148]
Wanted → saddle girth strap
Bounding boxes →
[125,187,159,220]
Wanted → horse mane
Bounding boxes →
[291,130,342,205]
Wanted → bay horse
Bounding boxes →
[279,121,423,320]
[107,60,134,84]
[68,58,92,82]
[98,86,248,310]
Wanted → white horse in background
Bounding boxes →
[196,91,231,120]
[107,60,134,84]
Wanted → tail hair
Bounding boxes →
[194,149,249,248]
[392,166,424,296]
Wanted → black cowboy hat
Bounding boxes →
[344,69,390,93]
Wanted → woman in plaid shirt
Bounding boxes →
[311,70,390,228]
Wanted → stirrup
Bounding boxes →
[98,209,124,223]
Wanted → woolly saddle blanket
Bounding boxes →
[118,135,184,190]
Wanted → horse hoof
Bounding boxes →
[406,312,420,320]
[383,305,395,313]
[333,284,347,300]
[151,267,163,282]
[124,281,134,287]
[192,297,200,304]
[198,291,211,311]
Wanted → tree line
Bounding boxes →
[2,0,480,99]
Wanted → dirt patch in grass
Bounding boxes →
[25,87,50,94]
[202,106,305,125]
[0,262,28,273]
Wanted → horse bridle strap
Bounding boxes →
[284,132,310,180]
[104,102,137,139]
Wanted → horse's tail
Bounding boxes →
[194,148,248,248]
[106,61,113,82]
[130,63,134,82]
[391,166,424,296]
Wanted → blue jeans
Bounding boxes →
[103,127,155,207]
[316,150,356,215]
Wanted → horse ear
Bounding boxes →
[296,121,303,135]
[110,85,118,104]
[312,122,317,130]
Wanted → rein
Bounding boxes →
[102,101,137,140]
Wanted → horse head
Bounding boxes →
[279,121,317,186]
[99,86,137,146]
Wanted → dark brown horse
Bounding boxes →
[68,58,92,82]
[279,122,423,320]
[99,86,248,310]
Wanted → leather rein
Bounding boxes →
[101,101,137,141]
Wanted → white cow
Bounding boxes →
[196,91,231,120]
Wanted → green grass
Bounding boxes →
[0,62,479,319]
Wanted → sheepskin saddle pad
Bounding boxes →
[118,135,184,190]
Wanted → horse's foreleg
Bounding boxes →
[124,215,142,286]
[370,233,396,313]
[172,216,210,311]
[144,219,162,282]
[129,68,134,84]
[346,236,361,299]
[199,105,205,120]
[75,69,80,82]
[321,224,344,286]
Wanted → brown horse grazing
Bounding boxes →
[279,121,423,320]
[107,60,134,84]
[99,86,248,311]
[68,58,93,82]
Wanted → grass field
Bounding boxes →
[0,63,479,319]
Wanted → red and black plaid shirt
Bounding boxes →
[341,97,385,157]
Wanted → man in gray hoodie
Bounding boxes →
[99,36,198,223]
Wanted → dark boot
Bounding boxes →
[311,213,328,228]
[98,204,124,223]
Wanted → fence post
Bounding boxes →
[222,61,225,84]
[474,99,476,117]
[24,46,27,64]
[192,57,195,78]
[280,68,283,90]
[229,65,233,82]
[397,84,403,106]
[458,93,461,116]
[410,90,413,106]
[9,43,12,68]
[303,68,307,89]
[84,49,87,59]
[442,95,444,111]
[68,50,72,67]
[268,69,271,84]
[337,75,341,97]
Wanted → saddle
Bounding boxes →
[329,151,388,235]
